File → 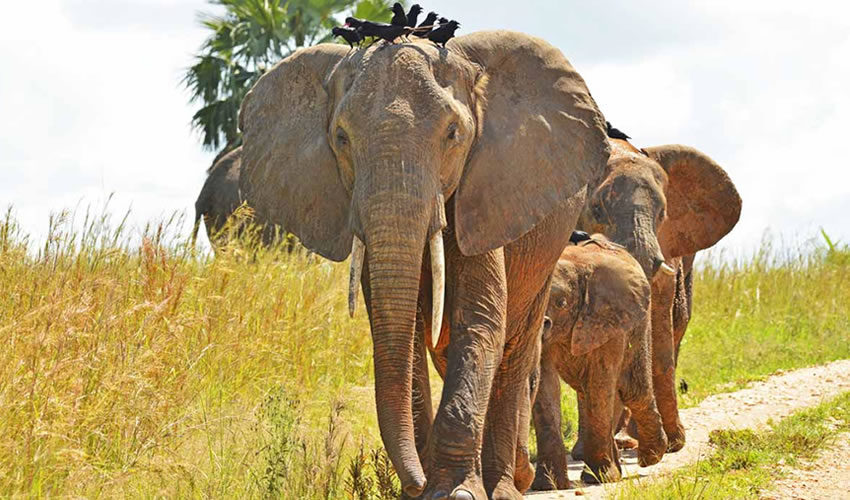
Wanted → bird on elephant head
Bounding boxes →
[238,33,610,499]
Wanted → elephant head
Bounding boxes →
[580,140,741,278]
[238,32,608,496]
[545,240,650,357]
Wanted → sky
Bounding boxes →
[1,0,849,256]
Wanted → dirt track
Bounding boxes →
[762,431,850,500]
[525,359,850,499]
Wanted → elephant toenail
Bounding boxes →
[450,489,475,500]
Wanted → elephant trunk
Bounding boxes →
[615,208,672,280]
[355,156,440,498]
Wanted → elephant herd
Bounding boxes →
[193,31,741,499]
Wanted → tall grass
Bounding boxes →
[1,208,848,497]
[677,232,850,406]
[0,209,394,498]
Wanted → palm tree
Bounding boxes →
[184,0,398,153]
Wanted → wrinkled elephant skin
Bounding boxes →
[530,237,666,490]
[579,138,742,453]
[238,33,610,499]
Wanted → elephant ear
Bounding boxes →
[239,44,352,261]
[571,255,649,357]
[644,145,742,259]
[449,31,610,256]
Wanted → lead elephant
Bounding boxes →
[238,32,610,499]
[577,136,742,454]
[530,236,666,490]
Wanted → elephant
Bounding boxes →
[237,32,610,499]
[192,146,295,251]
[192,146,244,248]
[529,235,667,490]
[575,136,741,455]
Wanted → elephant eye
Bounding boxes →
[556,297,568,309]
[446,123,459,141]
[335,127,349,147]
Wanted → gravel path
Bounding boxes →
[525,359,850,499]
[761,432,850,500]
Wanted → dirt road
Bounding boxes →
[525,359,850,499]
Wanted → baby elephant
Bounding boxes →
[531,236,667,489]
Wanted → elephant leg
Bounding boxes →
[580,351,622,484]
[571,392,588,461]
[424,246,507,500]
[619,325,667,467]
[512,373,535,493]
[651,275,686,452]
[483,281,550,500]
[672,255,694,366]
[531,352,569,491]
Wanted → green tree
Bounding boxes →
[184,0,398,153]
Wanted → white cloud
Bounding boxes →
[0,0,213,245]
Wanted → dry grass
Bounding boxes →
[1,207,848,498]
[0,208,391,498]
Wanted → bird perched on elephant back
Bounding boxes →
[574,128,742,457]
[528,235,667,490]
[238,32,610,499]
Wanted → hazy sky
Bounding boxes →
[2,0,849,255]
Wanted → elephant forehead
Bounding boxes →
[601,157,667,196]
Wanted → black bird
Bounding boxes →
[344,16,365,28]
[415,11,439,37]
[438,16,449,24]
[370,23,414,44]
[679,378,689,394]
[569,230,592,245]
[606,121,631,141]
[348,18,391,41]
[406,4,423,27]
[427,20,460,48]
[332,26,363,48]
[391,2,407,26]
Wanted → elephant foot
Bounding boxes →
[665,424,686,453]
[424,476,486,500]
[490,477,524,500]
[580,459,621,484]
[531,462,569,491]
[570,439,585,461]
[636,426,668,467]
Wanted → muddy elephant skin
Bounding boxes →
[238,32,610,500]
[530,237,667,490]
[580,138,742,453]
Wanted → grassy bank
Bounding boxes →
[1,210,848,497]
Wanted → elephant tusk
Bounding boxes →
[349,236,365,318]
[430,229,446,350]
[659,262,676,276]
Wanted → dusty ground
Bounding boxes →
[525,359,850,499]
[761,432,850,500]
